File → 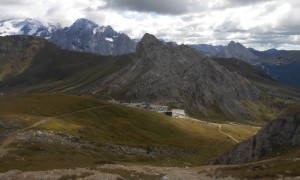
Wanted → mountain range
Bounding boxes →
[0,17,299,88]
[0,34,299,123]
[0,35,254,120]
[191,41,300,88]
[0,18,136,55]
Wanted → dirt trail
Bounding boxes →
[188,117,258,143]
[218,125,240,143]
[0,105,109,157]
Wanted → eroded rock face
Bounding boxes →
[106,33,260,119]
[215,113,300,164]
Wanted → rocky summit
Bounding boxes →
[50,18,136,55]
[218,41,260,64]
[104,33,260,119]
[215,113,300,164]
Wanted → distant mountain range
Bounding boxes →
[0,18,136,55]
[190,41,300,65]
[0,18,299,88]
[190,41,300,88]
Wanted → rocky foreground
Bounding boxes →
[0,164,235,180]
[2,164,300,180]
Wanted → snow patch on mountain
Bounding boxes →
[105,37,113,42]
[0,20,22,36]
[0,18,61,38]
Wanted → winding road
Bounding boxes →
[0,105,110,157]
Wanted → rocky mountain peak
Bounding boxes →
[136,33,162,55]
[48,18,136,55]
[140,33,161,45]
[102,25,117,37]
[228,40,236,46]
[220,40,260,64]
[71,18,97,29]
[104,25,113,32]
[227,41,244,49]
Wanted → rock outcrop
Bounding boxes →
[215,113,300,164]
[105,33,260,119]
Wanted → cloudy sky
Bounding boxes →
[1,0,300,50]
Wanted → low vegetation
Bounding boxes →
[0,93,258,172]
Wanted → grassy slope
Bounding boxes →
[0,39,133,94]
[0,36,45,81]
[0,94,258,171]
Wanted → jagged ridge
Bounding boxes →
[102,33,260,119]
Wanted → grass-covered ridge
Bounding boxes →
[0,93,258,171]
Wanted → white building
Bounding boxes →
[171,109,186,118]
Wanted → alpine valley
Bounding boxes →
[0,18,299,179]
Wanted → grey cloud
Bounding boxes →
[214,19,245,33]
[213,0,275,9]
[46,7,61,16]
[103,0,192,15]
[1,0,300,50]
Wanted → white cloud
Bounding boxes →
[0,0,300,50]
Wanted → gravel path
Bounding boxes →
[218,125,240,143]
